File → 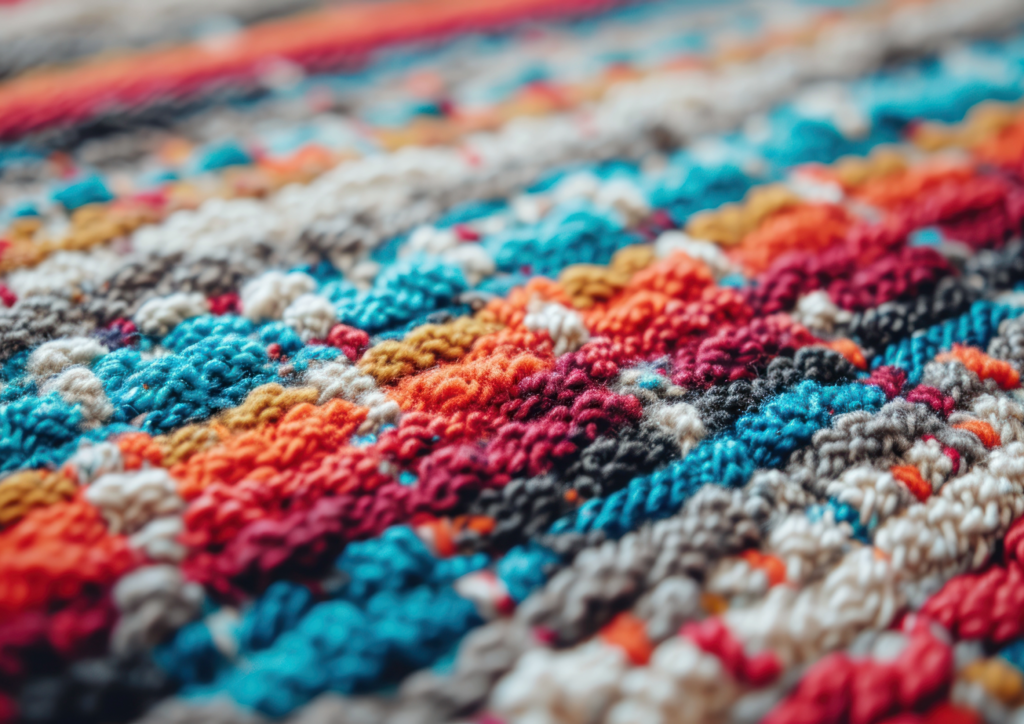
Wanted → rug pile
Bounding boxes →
[4,0,1024,722]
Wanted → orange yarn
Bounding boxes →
[952,420,1002,449]
[390,350,551,417]
[0,498,138,614]
[891,464,931,502]
[827,339,868,370]
[172,399,368,499]
[116,432,165,471]
[936,344,1020,390]
[740,549,787,586]
[600,612,654,665]
[729,204,850,275]
[464,326,554,362]
[852,162,975,209]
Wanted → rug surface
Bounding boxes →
[5,0,1024,722]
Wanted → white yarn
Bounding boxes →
[648,401,706,456]
[130,516,188,563]
[404,225,459,255]
[27,336,107,382]
[523,298,590,356]
[282,293,337,342]
[84,468,185,535]
[512,194,554,225]
[41,366,114,428]
[959,393,1024,445]
[62,440,124,485]
[825,465,914,527]
[706,558,769,600]
[595,178,651,226]
[110,565,204,656]
[766,511,849,585]
[790,290,852,336]
[304,360,401,432]
[903,437,955,492]
[724,547,902,668]
[653,231,735,280]
[442,244,496,288]
[607,637,742,724]
[489,640,629,724]
[552,172,602,205]
[4,248,121,299]
[133,292,209,337]
[875,441,1024,578]
[240,270,317,323]
[633,575,702,643]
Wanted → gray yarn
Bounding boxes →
[632,575,703,643]
[786,398,987,495]
[517,485,764,646]
[287,695,393,724]
[385,620,535,724]
[988,316,1024,370]
[0,294,95,359]
[132,698,268,724]
[919,359,997,407]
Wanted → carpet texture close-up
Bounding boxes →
[5,0,1024,722]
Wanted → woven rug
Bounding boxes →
[4,0,1024,721]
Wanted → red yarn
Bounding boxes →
[905,386,956,418]
[0,283,15,308]
[316,323,371,362]
[763,619,953,724]
[183,484,414,600]
[827,247,953,312]
[207,293,241,315]
[182,446,393,549]
[681,618,782,687]
[860,366,907,399]
[920,516,1024,644]
[671,315,819,389]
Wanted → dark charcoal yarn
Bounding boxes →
[686,347,858,435]
[17,656,172,724]
[462,425,678,554]
[844,241,1024,360]
[844,276,981,360]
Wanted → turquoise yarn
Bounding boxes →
[51,176,114,211]
[488,204,640,277]
[163,316,256,353]
[336,256,467,334]
[165,528,488,717]
[0,393,86,472]
[113,334,275,432]
[872,301,1023,384]
[258,322,304,356]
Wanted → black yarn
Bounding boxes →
[560,425,679,500]
[686,348,857,435]
[17,656,172,724]
[844,242,1024,360]
[846,276,980,360]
